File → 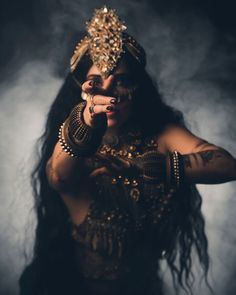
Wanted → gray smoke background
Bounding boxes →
[0,0,236,294]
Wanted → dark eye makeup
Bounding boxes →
[87,76,103,87]
[86,74,137,88]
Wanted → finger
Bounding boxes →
[95,153,132,169]
[92,94,118,105]
[89,104,116,115]
[108,155,131,168]
[81,80,99,94]
[81,80,93,92]
[95,153,112,166]
[89,166,111,178]
[93,155,120,173]
[81,91,96,102]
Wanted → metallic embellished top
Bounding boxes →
[70,6,146,78]
[70,129,179,283]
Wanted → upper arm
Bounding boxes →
[45,155,67,193]
[45,141,84,193]
[46,155,91,225]
[158,124,220,154]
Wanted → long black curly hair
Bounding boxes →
[19,51,211,295]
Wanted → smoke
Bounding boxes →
[0,0,236,294]
[0,62,62,295]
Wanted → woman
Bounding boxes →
[19,6,236,295]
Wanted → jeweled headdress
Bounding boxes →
[70,6,146,78]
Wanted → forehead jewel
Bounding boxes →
[71,6,146,78]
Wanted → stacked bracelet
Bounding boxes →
[134,150,184,189]
[58,102,106,157]
[138,150,166,183]
[58,122,79,158]
[169,151,184,188]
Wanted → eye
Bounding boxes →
[87,77,103,87]
[115,78,126,87]
[114,76,136,88]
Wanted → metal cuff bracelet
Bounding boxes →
[58,102,106,157]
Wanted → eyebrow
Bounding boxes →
[86,73,131,79]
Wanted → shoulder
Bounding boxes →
[157,124,218,154]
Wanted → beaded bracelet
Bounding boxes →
[58,122,79,158]
[169,151,184,188]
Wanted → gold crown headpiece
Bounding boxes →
[70,6,146,78]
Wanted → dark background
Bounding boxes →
[0,0,236,294]
[1,0,236,83]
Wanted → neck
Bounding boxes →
[105,126,120,137]
[105,119,138,137]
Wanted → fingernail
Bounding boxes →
[88,80,94,87]
[110,98,117,104]
[106,106,114,111]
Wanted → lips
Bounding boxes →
[106,110,118,117]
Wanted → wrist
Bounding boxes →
[58,102,106,157]
[166,151,185,189]
[83,106,93,127]
[137,150,185,190]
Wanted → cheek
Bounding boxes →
[118,101,132,114]
[116,104,131,122]
[125,102,133,116]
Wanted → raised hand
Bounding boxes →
[81,79,118,128]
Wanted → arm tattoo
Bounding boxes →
[183,150,215,169]
[192,153,199,164]
[182,148,236,182]
[199,150,214,166]
[216,148,233,158]
[183,149,236,171]
[215,148,236,171]
[183,155,192,168]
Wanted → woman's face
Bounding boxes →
[85,59,136,129]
